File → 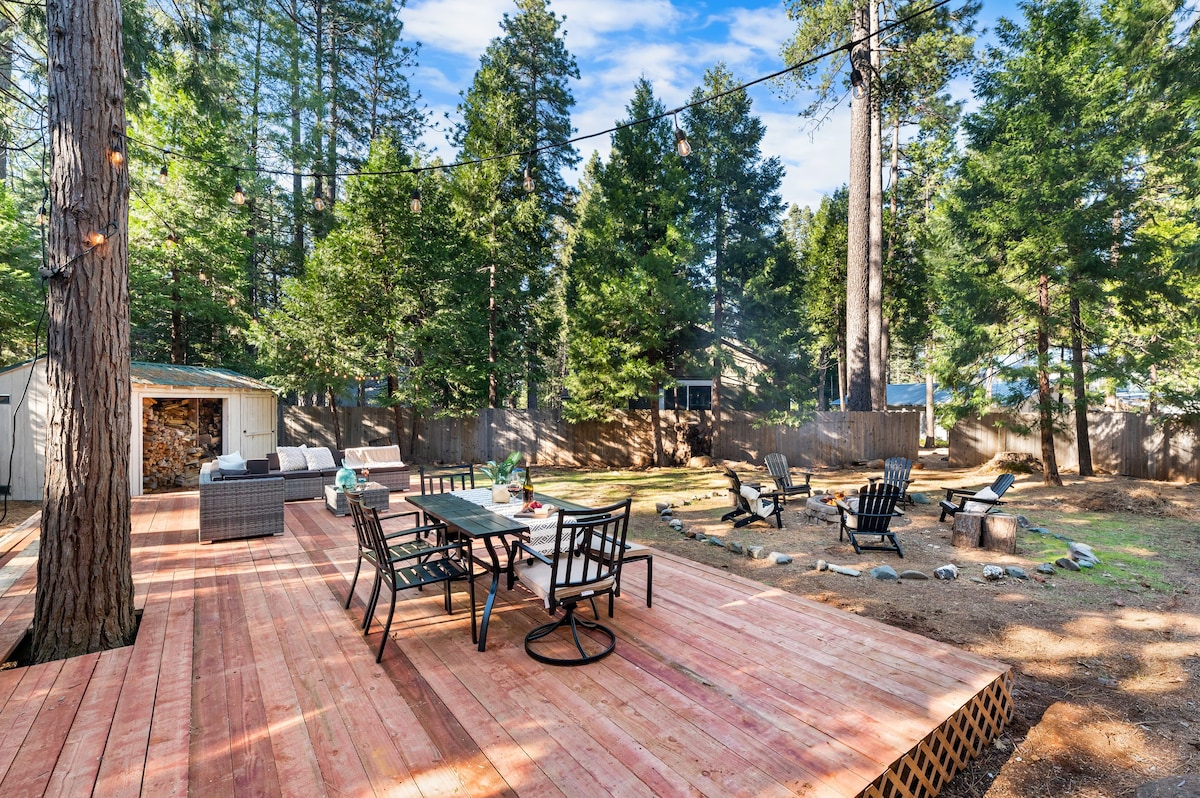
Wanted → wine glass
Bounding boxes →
[507,471,523,503]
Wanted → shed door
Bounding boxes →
[0,396,10,496]
[239,394,277,458]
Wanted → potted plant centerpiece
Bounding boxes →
[480,451,522,504]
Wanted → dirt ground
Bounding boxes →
[3,458,1197,797]
[630,451,1200,798]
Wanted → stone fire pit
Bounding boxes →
[805,495,842,525]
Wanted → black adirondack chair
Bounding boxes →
[867,456,915,505]
[938,473,1016,523]
[764,453,813,503]
[721,467,784,529]
[836,482,904,557]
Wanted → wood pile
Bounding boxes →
[951,512,1019,554]
[142,398,222,492]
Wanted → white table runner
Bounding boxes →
[451,488,562,554]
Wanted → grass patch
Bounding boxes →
[1020,511,1186,592]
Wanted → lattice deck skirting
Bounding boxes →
[862,669,1014,798]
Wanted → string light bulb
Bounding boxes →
[228,296,237,307]
[850,67,865,99]
[523,165,534,193]
[233,182,246,205]
[198,269,207,282]
[158,164,169,185]
[87,230,107,246]
[410,188,422,214]
[164,233,179,248]
[313,195,325,211]
[36,206,47,226]
[109,145,124,167]
[674,125,692,158]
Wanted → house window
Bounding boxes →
[661,381,713,410]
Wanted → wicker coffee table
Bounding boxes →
[324,481,390,516]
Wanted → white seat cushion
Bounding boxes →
[963,486,999,514]
[514,555,615,609]
[342,445,405,468]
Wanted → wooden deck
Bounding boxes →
[0,492,1012,797]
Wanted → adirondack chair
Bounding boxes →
[764,453,813,504]
[836,482,905,557]
[867,456,915,505]
[721,467,784,529]
[938,473,1016,522]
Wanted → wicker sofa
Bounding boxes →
[206,444,412,502]
[198,462,285,543]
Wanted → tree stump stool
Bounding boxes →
[951,512,986,548]
[981,513,1019,554]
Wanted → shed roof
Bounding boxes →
[130,362,275,391]
[0,358,274,393]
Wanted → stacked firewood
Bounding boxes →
[142,398,216,491]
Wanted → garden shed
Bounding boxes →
[0,359,278,501]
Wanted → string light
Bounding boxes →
[410,188,421,214]
[109,136,124,167]
[164,233,179,248]
[313,194,325,211]
[198,269,207,281]
[228,296,237,307]
[158,164,169,185]
[233,182,246,205]
[673,115,692,158]
[36,206,47,226]
[850,67,865,99]
[87,229,108,246]
[523,165,534,193]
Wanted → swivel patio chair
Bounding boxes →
[721,467,784,529]
[348,494,476,662]
[836,482,905,557]
[764,453,813,504]
[938,473,1016,523]
[508,498,632,665]
[867,456,915,506]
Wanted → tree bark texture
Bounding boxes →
[868,0,885,411]
[1036,273,1063,486]
[36,0,136,663]
[844,1,872,411]
[1070,293,1093,476]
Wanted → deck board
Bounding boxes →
[0,492,1011,796]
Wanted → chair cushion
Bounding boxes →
[739,484,760,501]
[276,446,309,472]
[515,556,615,608]
[303,446,337,471]
[217,451,246,470]
[342,445,405,468]
[963,486,999,514]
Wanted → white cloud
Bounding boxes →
[404,0,511,56]
[555,0,683,53]
[759,105,850,212]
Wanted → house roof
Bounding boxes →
[886,383,951,407]
[1,358,274,392]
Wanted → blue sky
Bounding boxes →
[402,0,1020,211]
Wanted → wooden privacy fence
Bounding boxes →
[282,407,920,469]
[949,412,1200,482]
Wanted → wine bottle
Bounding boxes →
[522,464,534,506]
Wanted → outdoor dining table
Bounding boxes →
[406,488,585,652]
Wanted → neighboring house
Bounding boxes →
[0,359,277,500]
[627,329,781,412]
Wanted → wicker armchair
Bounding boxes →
[199,462,285,543]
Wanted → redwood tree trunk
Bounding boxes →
[844,0,872,411]
[867,0,885,410]
[1036,273,1063,486]
[1070,293,1093,476]
[35,0,136,663]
